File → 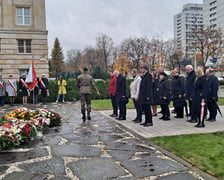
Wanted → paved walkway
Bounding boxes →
[101,107,224,138]
[0,102,220,180]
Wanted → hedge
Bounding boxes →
[3,79,132,104]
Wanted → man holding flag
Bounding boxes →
[25,63,38,104]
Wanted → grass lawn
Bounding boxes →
[92,97,224,110]
[150,132,224,179]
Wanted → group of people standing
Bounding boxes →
[0,74,49,106]
[109,64,220,128]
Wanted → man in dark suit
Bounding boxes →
[115,71,127,120]
[138,63,153,126]
[205,69,219,122]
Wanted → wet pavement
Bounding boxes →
[0,102,216,180]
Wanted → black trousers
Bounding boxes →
[141,104,152,123]
[188,99,193,116]
[118,97,126,118]
[110,94,118,115]
[161,104,170,118]
[176,106,184,118]
[207,100,217,119]
[133,99,142,120]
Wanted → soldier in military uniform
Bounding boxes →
[76,66,100,121]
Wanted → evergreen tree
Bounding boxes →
[50,38,64,78]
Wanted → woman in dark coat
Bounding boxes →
[151,72,159,116]
[171,68,185,118]
[193,67,208,128]
[157,72,171,120]
[19,74,29,104]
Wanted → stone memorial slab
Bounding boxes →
[156,172,199,180]
[68,157,127,180]
[100,134,124,142]
[43,136,61,145]
[72,136,99,145]
[19,158,66,175]
[49,176,71,180]
[0,148,49,164]
[51,144,101,157]
[121,157,187,178]
[108,150,134,161]
[106,142,135,151]
[3,171,48,180]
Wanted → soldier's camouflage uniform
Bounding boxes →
[76,72,99,118]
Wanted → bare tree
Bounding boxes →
[66,49,81,72]
[190,26,224,68]
[120,37,149,69]
[96,33,114,71]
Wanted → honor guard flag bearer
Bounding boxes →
[25,63,38,90]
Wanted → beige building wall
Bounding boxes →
[0,0,48,80]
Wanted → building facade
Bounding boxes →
[0,0,48,80]
[203,0,224,30]
[174,3,203,60]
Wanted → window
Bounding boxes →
[16,7,31,25]
[17,39,32,53]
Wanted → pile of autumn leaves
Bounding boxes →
[0,108,61,150]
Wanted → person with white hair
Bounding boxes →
[185,65,196,122]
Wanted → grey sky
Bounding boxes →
[45,0,203,56]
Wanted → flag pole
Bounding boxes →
[32,60,35,104]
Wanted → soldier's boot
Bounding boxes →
[82,113,86,122]
[87,111,91,120]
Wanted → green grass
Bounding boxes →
[91,98,134,110]
[91,97,224,110]
[150,132,224,179]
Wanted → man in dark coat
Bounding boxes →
[115,72,127,120]
[205,69,219,122]
[185,65,196,122]
[138,63,153,126]
[171,68,185,118]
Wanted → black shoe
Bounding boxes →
[143,123,153,127]
[195,123,205,128]
[140,122,146,125]
[187,119,197,123]
[152,113,157,116]
[159,116,164,120]
[116,117,122,120]
[110,114,117,117]
[118,117,126,120]
[208,118,216,122]
[163,117,171,121]
[87,116,91,120]
[134,119,142,123]
[82,115,86,120]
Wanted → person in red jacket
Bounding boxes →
[109,71,118,117]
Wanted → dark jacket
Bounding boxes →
[138,71,153,104]
[151,77,159,105]
[116,74,126,99]
[39,78,49,96]
[172,75,185,107]
[193,76,208,117]
[207,75,219,102]
[157,78,171,105]
[186,70,196,99]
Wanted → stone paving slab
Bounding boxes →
[121,157,187,178]
[68,157,128,180]
[3,171,48,180]
[155,172,199,180]
[18,158,66,175]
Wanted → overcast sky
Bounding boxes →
[45,0,203,56]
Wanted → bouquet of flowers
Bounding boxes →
[0,108,61,150]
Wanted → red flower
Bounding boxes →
[50,117,54,120]
[57,116,60,119]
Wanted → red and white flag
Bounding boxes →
[25,63,38,90]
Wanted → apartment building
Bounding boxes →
[174,3,203,60]
[0,0,48,79]
[203,0,224,30]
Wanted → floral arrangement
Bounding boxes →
[0,108,61,150]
